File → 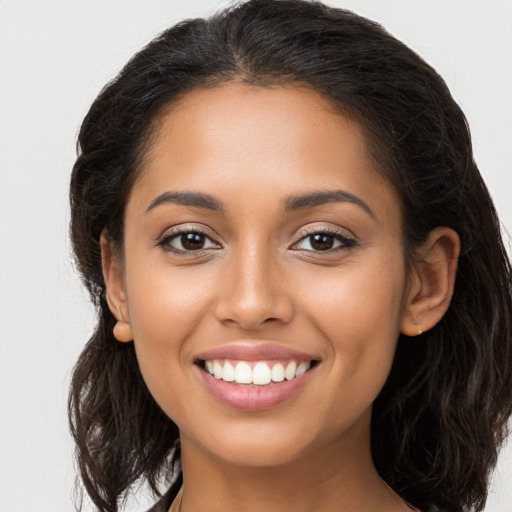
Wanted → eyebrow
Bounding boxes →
[146,191,225,214]
[145,188,375,219]
[283,189,375,219]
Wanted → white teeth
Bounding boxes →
[296,361,311,377]
[271,363,285,382]
[213,360,223,379]
[284,361,297,380]
[234,361,253,384]
[253,362,272,385]
[222,361,235,382]
[205,359,313,385]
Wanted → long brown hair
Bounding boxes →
[69,1,512,510]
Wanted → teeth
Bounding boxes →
[213,360,223,379]
[204,359,313,385]
[271,363,285,382]
[284,361,297,380]
[253,362,272,385]
[234,361,252,384]
[223,361,235,382]
[296,361,310,377]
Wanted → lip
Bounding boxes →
[197,366,315,411]
[195,342,319,362]
[194,342,320,411]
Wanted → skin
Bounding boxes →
[102,82,460,512]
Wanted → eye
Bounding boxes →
[292,230,355,252]
[158,230,220,253]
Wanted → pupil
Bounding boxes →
[311,233,334,250]
[182,232,205,250]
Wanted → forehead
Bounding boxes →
[130,82,399,224]
[143,82,367,176]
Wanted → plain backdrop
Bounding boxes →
[0,1,511,511]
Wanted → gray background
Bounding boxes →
[0,1,511,511]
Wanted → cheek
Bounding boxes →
[298,254,406,395]
[302,254,405,328]
[126,258,215,337]
[123,259,217,398]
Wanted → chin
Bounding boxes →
[210,439,311,468]
[183,417,320,468]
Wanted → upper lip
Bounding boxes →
[195,342,320,362]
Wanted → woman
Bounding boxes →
[68,1,512,511]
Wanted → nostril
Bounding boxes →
[213,292,294,329]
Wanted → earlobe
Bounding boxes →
[112,321,133,343]
[100,231,133,343]
[400,227,460,337]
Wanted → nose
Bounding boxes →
[214,244,294,330]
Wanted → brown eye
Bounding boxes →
[181,232,206,250]
[293,230,355,252]
[159,230,220,252]
[310,233,335,251]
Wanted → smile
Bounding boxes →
[203,359,312,385]
[194,343,320,410]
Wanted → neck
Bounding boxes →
[177,419,409,512]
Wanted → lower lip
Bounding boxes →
[198,366,315,411]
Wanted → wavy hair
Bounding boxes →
[68,1,512,511]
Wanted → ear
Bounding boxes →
[100,230,133,342]
[401,227,460,336]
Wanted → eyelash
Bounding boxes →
[292,227,356,253]
[157,227,220,254]
[156,226,356,255]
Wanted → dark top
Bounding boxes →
[146,472,454,512]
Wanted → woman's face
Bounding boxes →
[112,83,412,467]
